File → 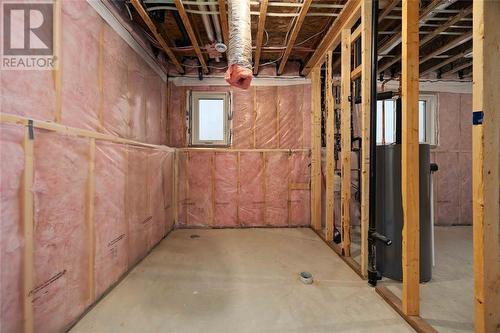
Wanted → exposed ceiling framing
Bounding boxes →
[124,0,473,80]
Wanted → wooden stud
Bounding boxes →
[173,150,179,224]
[325,51,335,242]
[350,65,362,80]
[287,154,292,226]
[0,114,173,151]
[53,0,62,123]
[302,0,361,76]
[173,0,209,74]
[310,66,322,231]
[341,29,351,256]
[130,0,184,74]
[86,138,96,302]
[360,0,372,278]
[253,0,269,75]
[401,0,420,316]
[472,2,500,332]
[211,152,216,226]
[23,125,34,333]
[218,0,229,47]
[262,152,267,226]
[236,152,241,226]
[290,183,310,190]
[277,0,313,75]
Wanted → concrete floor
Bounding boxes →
[381,226,474,333]
[71,228,414,333]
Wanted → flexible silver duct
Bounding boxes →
[227,0,252,69]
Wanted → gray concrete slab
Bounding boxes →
[71,228,414,333]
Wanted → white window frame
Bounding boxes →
[419,94,438,146]
[189,91,231,146]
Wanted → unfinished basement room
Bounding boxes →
[0,0,498,332]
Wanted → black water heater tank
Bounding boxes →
[375,144,432,282]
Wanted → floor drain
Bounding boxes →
[190,234,200,239]
[299,271,313,284]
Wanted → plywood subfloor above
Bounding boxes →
[71,228,414,333]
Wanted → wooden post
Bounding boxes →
[23,124,34,333]
[325,52,335,242]
[360,0,372,278]
[401,0,420,316]
[310,66,322,231]
[341,29,352,256]
[86,138,96,302]
[472,2,500,332]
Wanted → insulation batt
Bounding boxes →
[0,1,175,332]
[225,0,253,89]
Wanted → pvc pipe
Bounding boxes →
[208,3,223,42]
[197,0,215,42]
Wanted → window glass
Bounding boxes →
[376,99,396,144]
[198,99,224,141]
[419,100,426,143]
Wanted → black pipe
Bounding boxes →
[368,0,382,287]
[395,98,402,144]
[354,90,398,104]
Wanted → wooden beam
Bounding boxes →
[401,0,420,316]
[378,0,458,57]
[302,0,361,76]
[420,48,471,76]
[376,287,438,333]
[310,66,322,231]
[350,64,362,80]
[441,61,471,76]
[378,0,399,23]
[130,0,184,74]
[173,0,209,74]
[472,1,500,332]
[86,138,96,302]
[419,32,472,65]
[218,0,229,47]
[340,29,351,256]
[325,51,335,241]
[359,0,372,279]
[253,0,269,75]
[278,0,313,75]
[23,124,34,333]
[420,7,472,48]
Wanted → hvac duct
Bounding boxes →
[225,0,253,89]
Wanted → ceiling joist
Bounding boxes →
[277,0,313,75]
[129,0,184,74]
[253,0,269,75]
[173,0,209,73]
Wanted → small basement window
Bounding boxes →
[189,91,231,146]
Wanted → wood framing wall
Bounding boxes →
[472,1,500,332]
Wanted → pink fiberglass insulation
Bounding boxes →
[176,151,189,226]
[146,78,167,145]
[32,131,89,333]
[0,124,24,333]
[127,53,148,142]
[278,86,303,149]
[302,85,312,148]
[161,151,175,232]
[168,84,186,147]
[61,1,100,130]
[149,149,171,245]
[94,141,128,299]
[126,146,152,266]
[239,152,265,226]
[214,152,238,227]
[290,152,311,226]
[187,152,213,227]
[264,152,289,227]
[101,23,130,138]
[255,86,278,148]
[232,88,254,148]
